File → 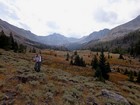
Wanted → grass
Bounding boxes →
[0,49,140,105]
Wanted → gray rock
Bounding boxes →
[101,89,130,105]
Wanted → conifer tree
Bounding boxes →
[13,41,18,53]
[99,49,110,80]
[91,55,98,69]
[32,48,36,53]
[74,55,80,66]
[136,71,140,83]
[106,62,111,73]
[0,30,10,50]
[129,71,134,82]
[9,32,15,50]
[66,53,70,61]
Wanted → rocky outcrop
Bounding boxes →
[101,89,130,105]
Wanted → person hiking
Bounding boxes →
[34,53,42,72]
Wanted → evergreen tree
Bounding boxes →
[32,48,36,53]
[9,32,15,50]
[74,55,80,66]
[91,55,98,69]
[135,40,140,56]
[70,59,73,65]
[13,41,18,53]
[95,67,105,82]
[18,44,26,53]
[80,57,86,67]
[66,53,70,61]
[99,49,109,80]
[119,54,124,59]
[129,71,134,82]
[29,48,32,53]
[124,68,129,75]
[136,71,140,83]
[74,51,77,55]
[0,30,10,50]
[106,62,111,73]
[73,55,86,67]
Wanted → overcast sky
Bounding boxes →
[0,0,140,38]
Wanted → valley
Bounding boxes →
[0,49,140,105]
[0,10,140,105]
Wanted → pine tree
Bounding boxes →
[124,68,129,75]
[80,57,86,67]
[95,67,105,82]
[32,48,36,53]
[13,41,18,53]
[99,49,109,80]
[91,55,98,69]
[74,55,80,66]
[106,62,111,73]
[9,32,15,50]
[136,71,140,83]
[66,53,70,61]
[70,59,73,65]
[73,55,86,67]
[0,30,10,50]
[119,54,124,59]
[74,51,77,55]
[129,71,134,82]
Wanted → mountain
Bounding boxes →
[102,15,140,41]
[82,15,140,49]
[80,29,110,43]
[0,19,78,47]
[37,33,78,46]
[0,19,38,42]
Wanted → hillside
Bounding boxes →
[0,49,140,105]
[0,19,78,46]
[80,29,110,43]
[102,15,140,41]
[83,29,140,55]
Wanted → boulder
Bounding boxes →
[101,89,130,105]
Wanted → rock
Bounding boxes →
[101,89,130,105]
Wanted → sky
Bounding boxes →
[0,0,140,38]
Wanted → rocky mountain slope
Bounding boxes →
[83,15,140,49]
[102,15,140,41]
[80,28,110,43]
[0,19,78,46]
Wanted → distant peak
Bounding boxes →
[136,15,140,19]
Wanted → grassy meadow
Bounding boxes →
[0,49,140,105]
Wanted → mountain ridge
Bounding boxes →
[0,15,140,49]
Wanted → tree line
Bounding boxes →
[90,30,140,56]
[0,30,27,53]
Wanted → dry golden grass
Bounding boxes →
[109,72,128,83]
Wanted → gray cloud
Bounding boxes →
[19,22,31,30]
[0,2,19,20]
[94,9,118,24]
[47,21,60,30]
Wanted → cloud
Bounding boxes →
[94,9,118,24]
[47,21,59,30]
[0,0,140,38]
[0,2,19,20]
[18,22,31,30]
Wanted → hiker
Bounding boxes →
[34,53,42,72]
